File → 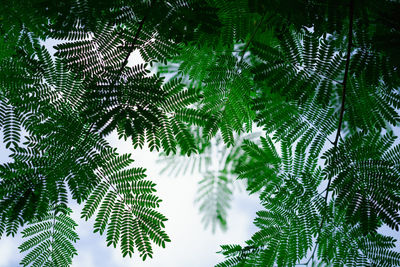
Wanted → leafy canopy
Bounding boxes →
[0,0,399,266]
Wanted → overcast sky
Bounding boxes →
[0,39,263,267]
[0,131,262,267]
[1,39,399,266]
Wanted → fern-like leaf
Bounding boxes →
[19,206,79,267]
[81,150,170,260]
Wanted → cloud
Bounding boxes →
[72,252,95,267]
[0,236,21,267]
[0,133,262,267]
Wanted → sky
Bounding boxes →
[0,131,262,267]
[1,39,399,267]
[0,39,263,267]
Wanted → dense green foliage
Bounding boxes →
[0,0,399,266]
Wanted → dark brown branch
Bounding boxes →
[84,15,147,134]
[332,10,353,147]
[239,13,267,64]
[324,0,354,201]
[305,0,354,265]
[110,15,147,88]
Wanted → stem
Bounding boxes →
[239,13,267,64]
[324,0,354,200]
[110,15,147,88]
[332,14,353,147]
[82,15,147,136]
[96,170,134,214]
[305,0,354,264]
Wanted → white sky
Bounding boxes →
[0,131,261,267]
[1,38,399,267]
[0,40,262,267]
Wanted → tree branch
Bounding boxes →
[110,15,147,88]
[332,10,353,147]
[324,0,354,201]
[305,0,354,264]
[239,13,267,64]
[84,15,147,134]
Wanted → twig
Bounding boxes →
[324,0,354,201]
[81,15,147,136]
[305,0,354,264]
[239,13,267,64]
[110,15,147,88]
[332,13,353,147]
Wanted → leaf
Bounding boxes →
[19,206,79,267]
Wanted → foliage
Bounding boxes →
[0,0,399,266]
[19,205,79,267]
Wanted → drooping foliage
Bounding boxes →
[18,206,79,267]
[0,0,399,266]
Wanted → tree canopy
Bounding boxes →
[0,0,400,266]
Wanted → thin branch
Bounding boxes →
[332,12,353,147]
[239,13,267,64]
[84,15,147,134]
[95,169,134,214]
[306,0,354,264]
[305,235,318,265]
[324,0,354,201]
[110,15,147,88]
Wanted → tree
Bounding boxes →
[0,0,399,266]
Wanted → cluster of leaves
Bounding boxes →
[18,206,79,266]
[0,0,217,264]
[1,0,400,266]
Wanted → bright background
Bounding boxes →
[0,41,262,267]
[0,40,399,266]
[0,131,261,267]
